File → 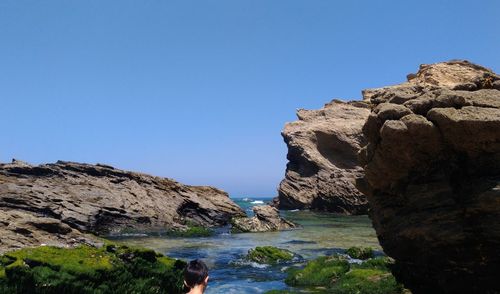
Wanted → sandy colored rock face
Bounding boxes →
[231,205,297,232]
[0,160,244,253]
[356,60,500,294]
[278,100,371,214]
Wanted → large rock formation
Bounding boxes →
[0,160,244,253]
[356,60,500,294]
[278,100,371,214]
[231,205,298,233]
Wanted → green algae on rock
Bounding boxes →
[284,255,405,294]
[285,255,350,287]
[345,246,374,260]
[331,268,403,294]
[246,246,294,264]
[0,244,186,294]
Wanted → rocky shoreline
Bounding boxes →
[277,59,500,293]
[1,60,498,294]
[0,159,244,253]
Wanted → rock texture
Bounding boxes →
[356,60,500,294]
[278,100,371,214]
[0,209,101,254]
[231,205,298,232]
[0,160,244,253]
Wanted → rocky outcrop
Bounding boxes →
[356,60,500,294]
[0,160,244,253]
[231,205,298,232]
[277,100,371,214]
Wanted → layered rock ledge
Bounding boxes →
[0,160,244,253]
[277,100,370,214]
[356,60,500,294]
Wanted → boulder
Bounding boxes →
[277,100,371,214]
[0,160,244,253]
[284,254,405,293]
[231,205,297,232]
[246,246,295,264]
[356,60,500,294]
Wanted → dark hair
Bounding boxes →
[184,259,208,288]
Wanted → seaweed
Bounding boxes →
[0,243,186,294]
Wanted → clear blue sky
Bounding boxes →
[1,1,498,197]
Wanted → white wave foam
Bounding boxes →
[229,259,269,269]
[248,261,269,268]
[250,200,264,204]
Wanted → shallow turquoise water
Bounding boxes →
[116,198,381,293]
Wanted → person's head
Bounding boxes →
[183,259,209,292]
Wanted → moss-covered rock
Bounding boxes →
[285,255,349,287]
[356,256,393,270]
[345,246,374,260]
[0,243,186,294]
[332,268,403,294]
[283,255,406,294]
[246,246,294,265]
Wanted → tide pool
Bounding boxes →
[115,197,381,293]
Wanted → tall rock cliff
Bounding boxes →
[0,160,244,253]
[278,100,370,214]
[356,60,500,294]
